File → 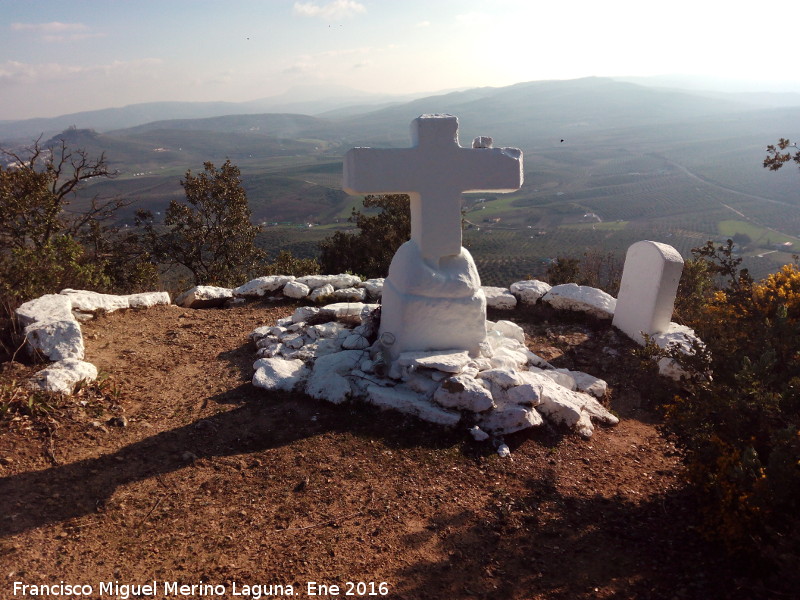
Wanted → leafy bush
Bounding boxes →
[318,194,410,279]
[138,160,266,287]
[663,241,800,556]
[0,136,158,313]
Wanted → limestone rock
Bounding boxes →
[366,384,461,426]
[528,370,619,438]
[292,306,322,323]
[298,273,361,290]
[397,350,472,374]
[126,292,171,309]
[305,350,363,404]
[482,286,517,310]
[322,302,379,322]
[60,289,130,315]
[175,286,233,308]
[283,280,311,299]
[433,374,494,412]
[16,294,74,327]
[309,283,335,302]
[332,287,367,302]
[652,323,703,380]
[252,358,308,392]
[542,283,616,319]
[480,404,543,435]
[510,280,551,305]
[28,359,98,394]
[359,278,384,299]
[24,319,84,361]
[488,320,525,345]
[233,275,294,298]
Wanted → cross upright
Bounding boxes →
[343,114,523,263]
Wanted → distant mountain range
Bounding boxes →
[3,75,799,283]
[0,84,451,142]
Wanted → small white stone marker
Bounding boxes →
[613,240,684,344]
[343,114,523,357]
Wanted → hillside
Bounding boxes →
[7,77,800,282]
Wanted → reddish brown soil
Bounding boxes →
[0,301,780,599]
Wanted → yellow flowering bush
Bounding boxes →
[663,241,800,555]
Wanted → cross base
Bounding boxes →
[378,241,487,359]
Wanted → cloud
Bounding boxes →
[10,21,106,42]
[0,58,163,86]
[415,21,431,27]
[11,21,88,33]
[293,0,366,20]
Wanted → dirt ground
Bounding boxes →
[0,299,784,599]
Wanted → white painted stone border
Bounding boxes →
[15,289,171,394]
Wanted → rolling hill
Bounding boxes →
[5,77,800,284]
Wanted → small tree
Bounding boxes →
[0,136,156,309]
[764,138,800,172]
[318,194,410,278]
[139,160,265,287]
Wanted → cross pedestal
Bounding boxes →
[343,114,523,358]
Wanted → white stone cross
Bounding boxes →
[343,114,523,263]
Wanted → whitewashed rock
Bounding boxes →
[505,381,543,406]
[234,275,294,297]
[323,302,379,322]
[342,333,370,350]
[252,357,308,392]
[480,404,542,435]
[60,289,130,314]
[16,294,74,327]
[332,287,367,302]
[405,372,439,395]
[434,374,494,412]
[483,286,517,310]
[468,425,490,441]
[488,320,526,345]
[366,384,461,426]
[282,280,310,299]
[528,371,618,438]
[359,278,384,299]
[305,350,363,404]
[652,323,703,380]
[542,283,616,319]
[397,350,472,374]
[127,291,171,309]
[510,279,552,305]
[309,283,335,302]
[28,359,98,394]
[308,321,345,340]
[292,306,321,323]
[250,326,273,341]
[568,370,608,398]
[24,319,84,361]
[298,273,361,290]
[477,367,525,389]
[174,285,233,308]
[533,367,577,390]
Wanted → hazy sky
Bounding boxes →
[2,0,799,120]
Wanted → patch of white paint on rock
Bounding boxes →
[28,358,98,394]
[510,280,551,305]
[234,276,294,298]
[175,286,233,308]
[482,286,517,310]
[543,283,616,319]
